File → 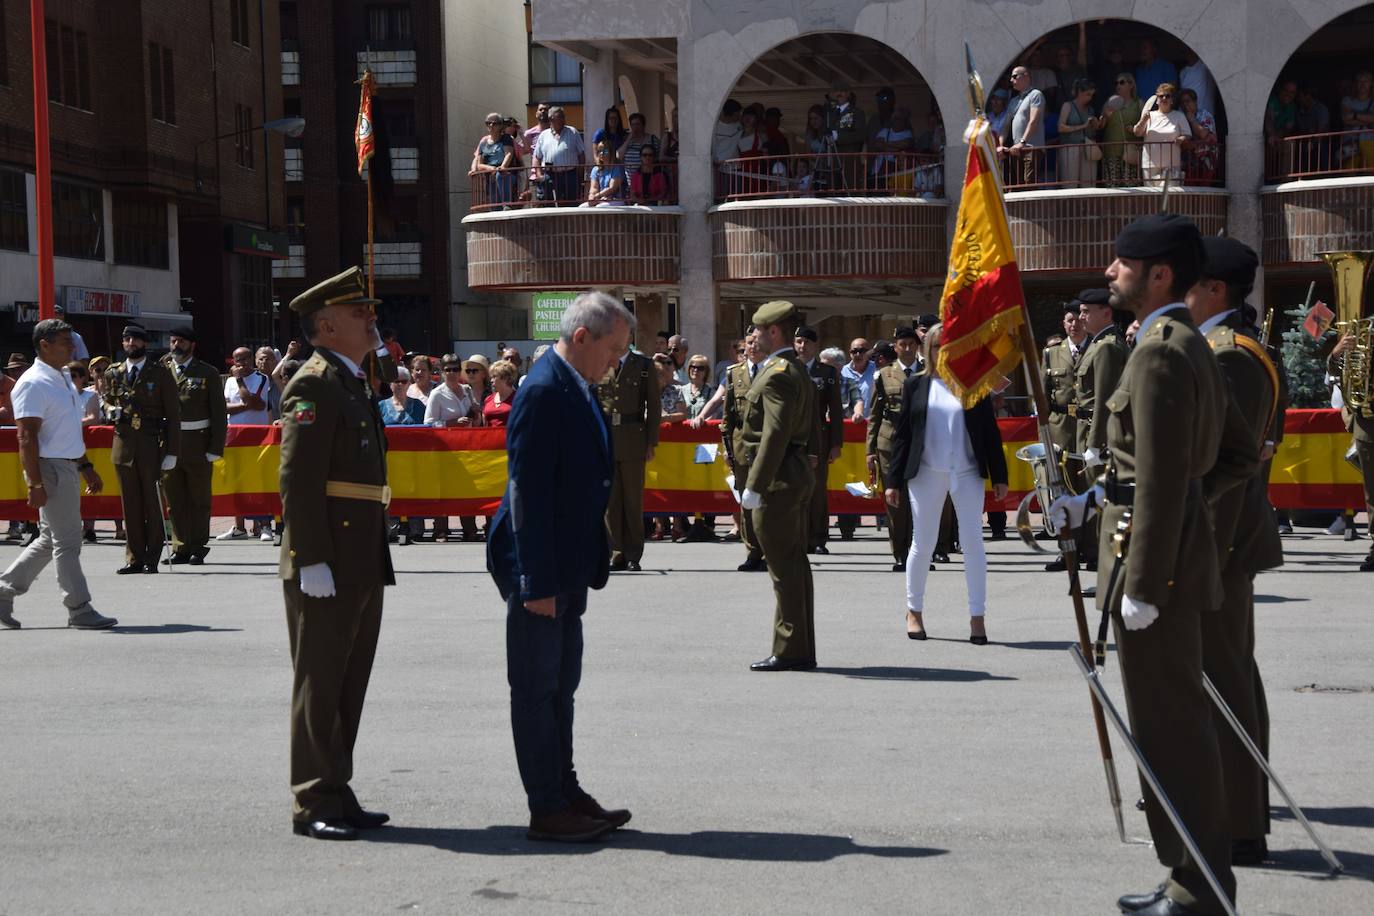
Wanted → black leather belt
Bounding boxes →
[1104,477,1200,507]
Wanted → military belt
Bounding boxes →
[610,415,643,427]
[325,480,392,508]
[1048,404,1069,416]
[181,419,210,430]
[1103,478,1135,505]
[1068,404,1090,420]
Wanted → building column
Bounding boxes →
[1226,128,1266,309]
[676,39,718,365]
[582,49,618,121]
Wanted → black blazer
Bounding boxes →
[885,373,1009,490]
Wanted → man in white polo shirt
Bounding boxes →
[0,319,115,629]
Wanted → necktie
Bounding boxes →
[904,366,912,378]
[128,364,139,386]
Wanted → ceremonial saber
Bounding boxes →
[1202,674,1343,874]
[155,478,175,573]
[1071,647,1240,916]
[962,42,1129,844]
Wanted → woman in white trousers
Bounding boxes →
[883,325,1009,643]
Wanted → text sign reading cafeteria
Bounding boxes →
[531,291,579,340]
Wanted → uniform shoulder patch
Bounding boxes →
[290,400,317,425]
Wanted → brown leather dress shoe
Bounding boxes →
[527,809,613,843]
[570,794,631,829]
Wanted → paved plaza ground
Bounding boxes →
[0,521,1371,915]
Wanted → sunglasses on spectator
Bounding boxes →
[1117,79,1132,85]
[689,365,707,371]
[442,366,463,373]
[486,119,501,125]
[1158,94,1174,100]
[850,346,869,354]
[735,348,746,354]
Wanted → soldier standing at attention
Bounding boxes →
[160,327,227,565]
[103,324,180,574]
[867,327,921,572]
[722,328,766,572]
[1043,300,1086,455]
[793,326,843,554]
[739,300,819,672]
[598,340,660,572]
[279,266,394,842]
[1052,215,1242,916]
[1328,332,1374,571]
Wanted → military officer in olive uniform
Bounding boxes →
[1053,215,1252,916]
[159,326,228,565]
[739,300,820,671]
[598,344,661,572]
[867,327,921,571]
[1043,301,1087,455]
[1328,332,1374,570]
[722,328,765,571]
[1189,237,1284,866]
[278,266,394,842]
[794,325,844,554]
[102,324,180,573]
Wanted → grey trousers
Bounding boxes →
[0,458,94,617]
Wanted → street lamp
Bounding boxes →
[194,117,306,192]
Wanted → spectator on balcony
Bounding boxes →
[730,105,769,195]
[593,108,628,158]
[619,112,660,175]
[1178,88,1219,184]
[1295,86,1331,134]
[1178,51,1219,125]
[869,107,915,190]
[470,112,517,207]
[1023,46,1060,109]
[524,102,551,178]
[712,99,743,165]
[585,143,627,206]
[1265,81,1298,151]
[1134,38,1178,103]
[1092,43,1128,109]
[1057,79,1103,189]
[913,112,946,196]
[504,117,527,167]
[1055,35,1088,104]
[764,108,790,158]
[531,106,585,205]
[867,87,897,145]
[1103,76,1144,186]
[986,90,1010,140]
[1134,84,1192,188]
[914,112,946,155]
[830,88,868,191]
[407,355,435,405]
[662,106,680,164]
[379,367,425,426]
[629,146,672,205]
[1001,66,1046,185]
[1341,71,1374,168]
[801,104,840,193]
[482,359,519,428]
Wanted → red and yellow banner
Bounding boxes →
[937,116,1025,407]
[0,412,1362,521]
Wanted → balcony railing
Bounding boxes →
[468,163,680,212]
[714,152,944,203]
[1264,129,1374,183]
[999,139,1224,191]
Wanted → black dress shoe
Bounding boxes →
[750,655,816,672]
[1131,897,1203,916]
[1044,557,1067,572]
[116,564,143,575]
[1135,796,1146,811]
[1117,884,1165,912]
[891,561,906,572]
[164,553,193,565]
[737,556,766,572]
[293,819,358,841]
[570,794,631,829]
[1361,555,1374,572]
[1232,836,1268,866]
[969,634,988,645]
[812,544,829,555]
[188,551,206,566]
[344,809,390,830]
[932,551,950,563]
[627,561,641,572]
[609,558,629,572]
[527,809,613,843]
[143,564,158,574]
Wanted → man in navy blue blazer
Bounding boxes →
[486,291,635,843]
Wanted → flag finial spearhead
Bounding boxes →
[964,42,986,117]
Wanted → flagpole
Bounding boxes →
[367,170,375,298]
[30,0,56,320]
[958,43,1129,843]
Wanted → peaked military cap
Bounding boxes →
[1199,237,1259,288]
[289,266,381,316]
[1114,213,1203,260]
[752,299,799,327]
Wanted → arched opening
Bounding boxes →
[991,20,1228,191]
[713,33,945,202]
[1262,5,1374,181]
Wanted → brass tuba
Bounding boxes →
[1320,250,1374,418]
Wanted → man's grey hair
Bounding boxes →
[33,318,73,347]
[560,291,635,342]
[548,106,566,119]
[819,346,846,367]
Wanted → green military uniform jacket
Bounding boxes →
[1042,338,1080,453]
[866,362,916,463]
[598,350,661,460]
[278,350,394,588]
[807,358,844,454]
[162,355,228,456]
[1097,309,1245,612]
[739,349,818,493]
[1075,325,1129,453]
[721,360,753,463]
[102,358,181,462]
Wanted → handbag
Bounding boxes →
[1084,138,1103,162]
[1123,142,1143,167]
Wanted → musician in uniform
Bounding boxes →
[102,324,180,574]
[160,326,228,565]
[1188,237,1283,866]
[279,266,394,841]
[722,328,765,571]
[598,343,660,572]
[1043,300,1087,454]
[1328,332,1374,571]
[867,327,921,572]
[1052,215,1251,916]
[739,300,819,671]
[794,325,843,554]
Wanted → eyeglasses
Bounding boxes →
[667,346,680,352]
[735,348,746,354]
[688,365,707,372]
[463,367,480,373]
[442,366,463,373]
[849,347,869,354]
[486,120,500,125]
[1158,94,1174,101]
[1116,79,1132,85]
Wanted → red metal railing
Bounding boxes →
[999,139,1225,191]
[1264,129,1374,182]
[468,163,679,212]
[714,152,945,203]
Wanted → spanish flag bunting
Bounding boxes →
[355,69,376,177]
[935,115,1025,408]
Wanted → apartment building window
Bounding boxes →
[529,43,582,104]
[239,255,273,345]
[53,181,104,260]
[280,2,299,43]
[285,196,305,242]
[235,104,255,168]
[45,20,92,111]
[149,42,176,125]
[113,195,169,269]
[0,169,27,252]
[367,4,412,41]
[231,0,251,48]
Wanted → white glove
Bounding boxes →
[1048,483,1104,530]
[299,562,336,598]
[1121,594,1160,631]
[739,488,763,510]
[205,453,221,463]
[1082,447,1104,470]
[160,455,177,471]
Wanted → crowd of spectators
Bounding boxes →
[1265,69,1374,177]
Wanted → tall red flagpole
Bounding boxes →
[30,0,56,320]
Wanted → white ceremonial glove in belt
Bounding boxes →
[205,453,221,463]
[1082,447,1104,471]
[1048,483,1105,530]
[739,488,763,511]
[299,563,336,598]
[1121,594,1160,631]
[160,455,177,472]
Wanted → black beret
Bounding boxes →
[872,341,897,361]
[1114,213,1203,260]
[916,313,940,329]
[168,325,197,342]
[794,325,819,342]
[1062,300,1081,313]
[1199,237,1259,288]
[894,326,919,340]
[1076,288,1112,306]
[121,324,149,341]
